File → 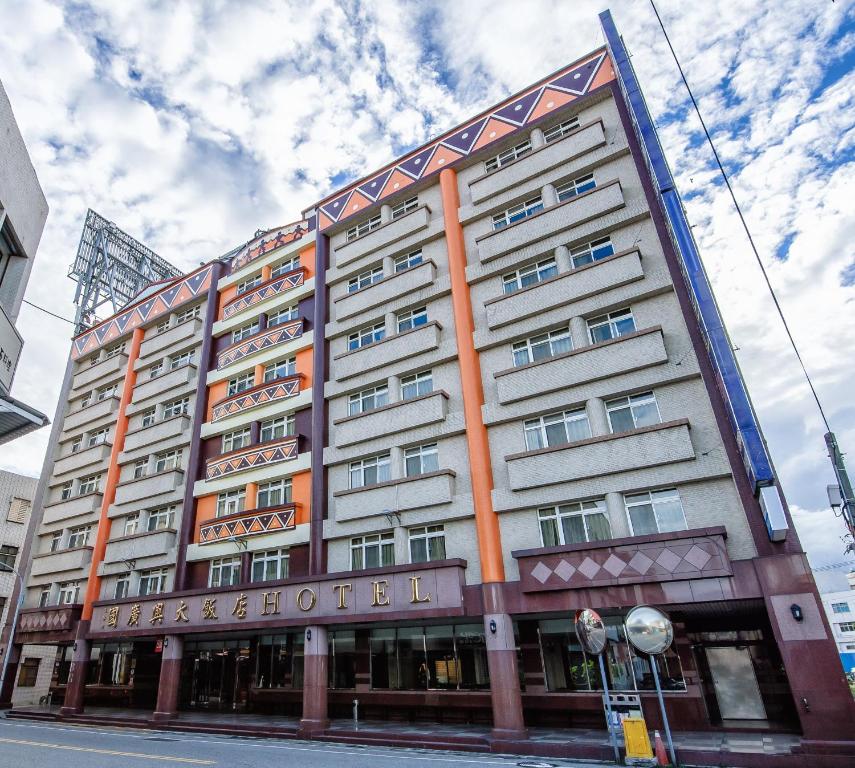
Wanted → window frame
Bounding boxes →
[396,306,428,333]
[257,478,292,509]
[251,548,290,582]
[555,173,596,202]
[349,454,391,489]
[502,257,558,294]
[350,532,395,570]
[222,427,252,454]
[408,525,446,564]
[154,449,180,473]
[391,196,418,219]
[348,323,385,351]
[538,500,611,547]
[345,213,381,242]
[348,267,384,293]
[492,196,543,230]
[216,489,246,518]
[348,384,389,415]
[523,408,591,451]
[587,308,636,344]
[624,488,688,537]
[209,556,242,588]
[485,140,532,172]
[605,391,662,433]
[570,236,615,268]
[512,327,572,367]
[404,443,439,477]
[263,356,296,383]
[543,115,581,143]
[394,249,423,273]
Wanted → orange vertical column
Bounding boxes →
[440,167,505,584]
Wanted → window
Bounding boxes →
[524,409,591,451]
[228,373,254,396]
[57,581,79,605]
[351,532,395,570]
[7,497,31,524]
[138,568,168,596]
[169,349,194,370]
[512,327,572,367]
[60,481,73,500]
[391,196,418,219]
[0,544,18,570]
[348,385,389,415]
[348,323,385,350]
[485,140,532,172]
[49,531,62,552]
[104,342,125,360]
[252,549,289,582]
[831,602,850,614]
[96,384,116,402]
[838,622,855,633]
[556,173,596,202]
[232,320,260,343]
[409,525,446,563]
[405,443,439,477]
[114,573,130,599]
[162,396,190,418]
[345,213,381,242]
[209,557,242,588]
[141,408,156,428]
[349,454,391,488]
[38,586,51,607]
[175,304,201,324]
[149,361,164,379]
[18,656,40,687]
[348,267,383,293]
[133,459,148,479]
[80,393,92,409]
[258,479,292,509]
[260,415,294,443]
[394,249,423,273]
[70,437,82,454]
[543,115,580,143]
[78,475,100,495]
[401,370,433,400]
[539,500,611,546]
[502,258,557,294]
[606,392,661,433]
[397,306,427,333]
[123,513,140,536]
[87,354,100,366]
[263,357,296,383]
[236,274,262,295]
[67,526,90,549]
[154,450,180,473]
[271,255,300,278]
[222,427,251,453]
[268,305,298,327]
[156,319,171,334]
[216,489,246,518]
[147,506,175,531]
[87,428,109,448]
[588,308,636,344]
[570,237,615,268]
[492,196,543,230]
[624,489,688,536]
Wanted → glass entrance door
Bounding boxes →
[705,646,767,720]
[183,639,252,712]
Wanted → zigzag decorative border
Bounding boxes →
[217,319,303,370]
[199,505,296,544]
[205,436,298,480]
[315,50,613,231]
[71,264,214,360]
[211,376,301,422]
[230,222,308,274]
[222,269,305,320]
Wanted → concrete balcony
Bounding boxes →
[221,268,306,321]
[42,492,103,525]
[205,436,298,481]
[139,317,203,360]
[333,391,449,448]
[199,503,296,545]
[494,326,667,405]
[62,395,120,434]
[71,352,128,392]
[504,419,695,491]
[103,528,177,565]
[333,321,442,382]
[512,526,731,593]
[30,546,93,577]
[334,260,437,322]
[484,249,643,330]
[475,180,625,264]
[468,119,607,205]
[333,470,455,522]
[333,206,430,268]
[113,469,185,510]
[123,414,190,455]
[131,363,197,406]
[53,442,112,478]
[217,319,303,370]
[210,375,302,423]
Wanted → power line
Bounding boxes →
[22,298,75,325]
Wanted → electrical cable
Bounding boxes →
[648,0,833,435]
[22,298,76,325]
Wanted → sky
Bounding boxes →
[0,0,853,588]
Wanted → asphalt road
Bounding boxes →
[0,718,599,768]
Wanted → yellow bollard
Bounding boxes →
[623,717,654,760]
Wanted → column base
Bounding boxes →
[490,727,528,742]
[151,711,177,723]
[59,705,83,716]
[298,717,329,737]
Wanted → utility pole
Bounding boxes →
[826,432,855,552]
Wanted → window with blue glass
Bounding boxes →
[570,237,615,268]
[587,308,636,344]
[492,197,543,230]
[556,173,596,202]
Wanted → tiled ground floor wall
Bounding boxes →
[10,644,55,707]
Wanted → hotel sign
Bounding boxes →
[92,563,466,635]
[0,304,23,394]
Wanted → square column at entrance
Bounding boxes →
[59,622,90,715]
[0,644,21,708]
[153,635,184,723]
[299,625,328,736]
[483,585,526,741]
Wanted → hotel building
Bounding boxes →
[7,12,854,762]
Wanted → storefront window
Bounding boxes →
[329,630,357,689]
[453,623,490,690]
[539,618,593,691]
[425,626,456,689]
[54,646,73,685]
[85,642,135,685]
[369,628,398,689]
[255,632,304,689]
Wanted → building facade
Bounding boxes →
[8,12,855,761]
[820,573,855,673]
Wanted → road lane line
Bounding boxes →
[0,736,216,764]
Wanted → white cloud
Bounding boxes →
[1,0,853,576]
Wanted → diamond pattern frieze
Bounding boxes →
[655,548,682,573]
[554,560,576,582]
[684,544,713,570]
[577,557,601,580]
[603,554,627,577]
[531,562,552,584]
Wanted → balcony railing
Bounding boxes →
[211,374,302,423]
[217,319,303,370]
[222,268,306,320]
[205,436,299,481]
[199,502,296,544]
